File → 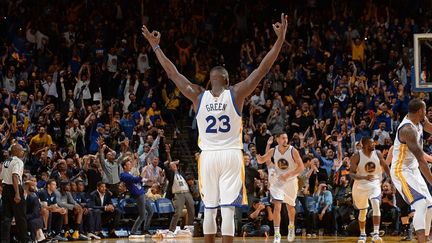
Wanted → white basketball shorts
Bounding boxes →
[391,167,432,206]
[269,178,298,206]
[352,180,382,210]
[198,149,247,208]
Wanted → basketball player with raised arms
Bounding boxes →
[391,99,432,243]
[350,136,390,243]
[142,13,288,243]
[256,133,304,242]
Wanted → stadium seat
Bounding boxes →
[155,198,175,215]
[119,198,138,216]
[111,198,119,208]
[150,200,158,213]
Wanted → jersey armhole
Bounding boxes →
[290,146,295,161]
[229,88,241,116]
[195,91,205,116]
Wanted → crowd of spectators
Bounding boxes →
[0,0,432,241]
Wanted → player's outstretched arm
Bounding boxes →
[400,125,432,184]
[377,150,391,180]
[233,13,287,100]
[142,25,203,106]
[256,148,275,166]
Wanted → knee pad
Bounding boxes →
[358,209,367,222]
[203,208,217,234]
[371,198,381,217]
[221,206,235,236]
[412,199,427,231]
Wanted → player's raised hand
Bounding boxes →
[142,25,161,48]
[267,136,274,145]
[337,133,343,143]
[256,154,265,163]
[272,13,288,39]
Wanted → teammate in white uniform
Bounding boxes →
[350,136,390,243]
[142,14,288,243]
[257,133,304,242]
[391,99,432,243]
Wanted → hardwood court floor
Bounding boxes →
[68,236,407,242]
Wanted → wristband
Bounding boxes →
[153,45,160,52]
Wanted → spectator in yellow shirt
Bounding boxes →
[146,102,165,125]
[162,86,180,129]
[29,126,52,154]
[351,38,365,63]
[145,184,162,201]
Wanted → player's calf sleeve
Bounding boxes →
[371,198,381,217]
[412,199,427,231]
[221,206,235,236]
[359,209,368,222]
[203,208,217,234]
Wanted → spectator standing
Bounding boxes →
[141,157,165,189]
[120,159,152,236]
[165,158,195,233]
[98,138,123,197]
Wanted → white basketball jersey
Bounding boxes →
[392,116,423,170]
[268,145,298,186]
[356,150,382,185]
[196,89,242,151]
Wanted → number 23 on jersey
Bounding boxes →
[205,115,231,133]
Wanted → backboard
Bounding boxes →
[413,33,432,92]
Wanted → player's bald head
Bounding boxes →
[408,99,426,114]
[210,66,229,87]
[10,143,23,156]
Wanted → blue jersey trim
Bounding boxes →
[195,92,205,117]
[204,205,220,209]
[410,196,427,205]
[220,203,246,208]
[229,89,241,117]
[290,146,294,161]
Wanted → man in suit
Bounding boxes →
[89,181,121,238]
